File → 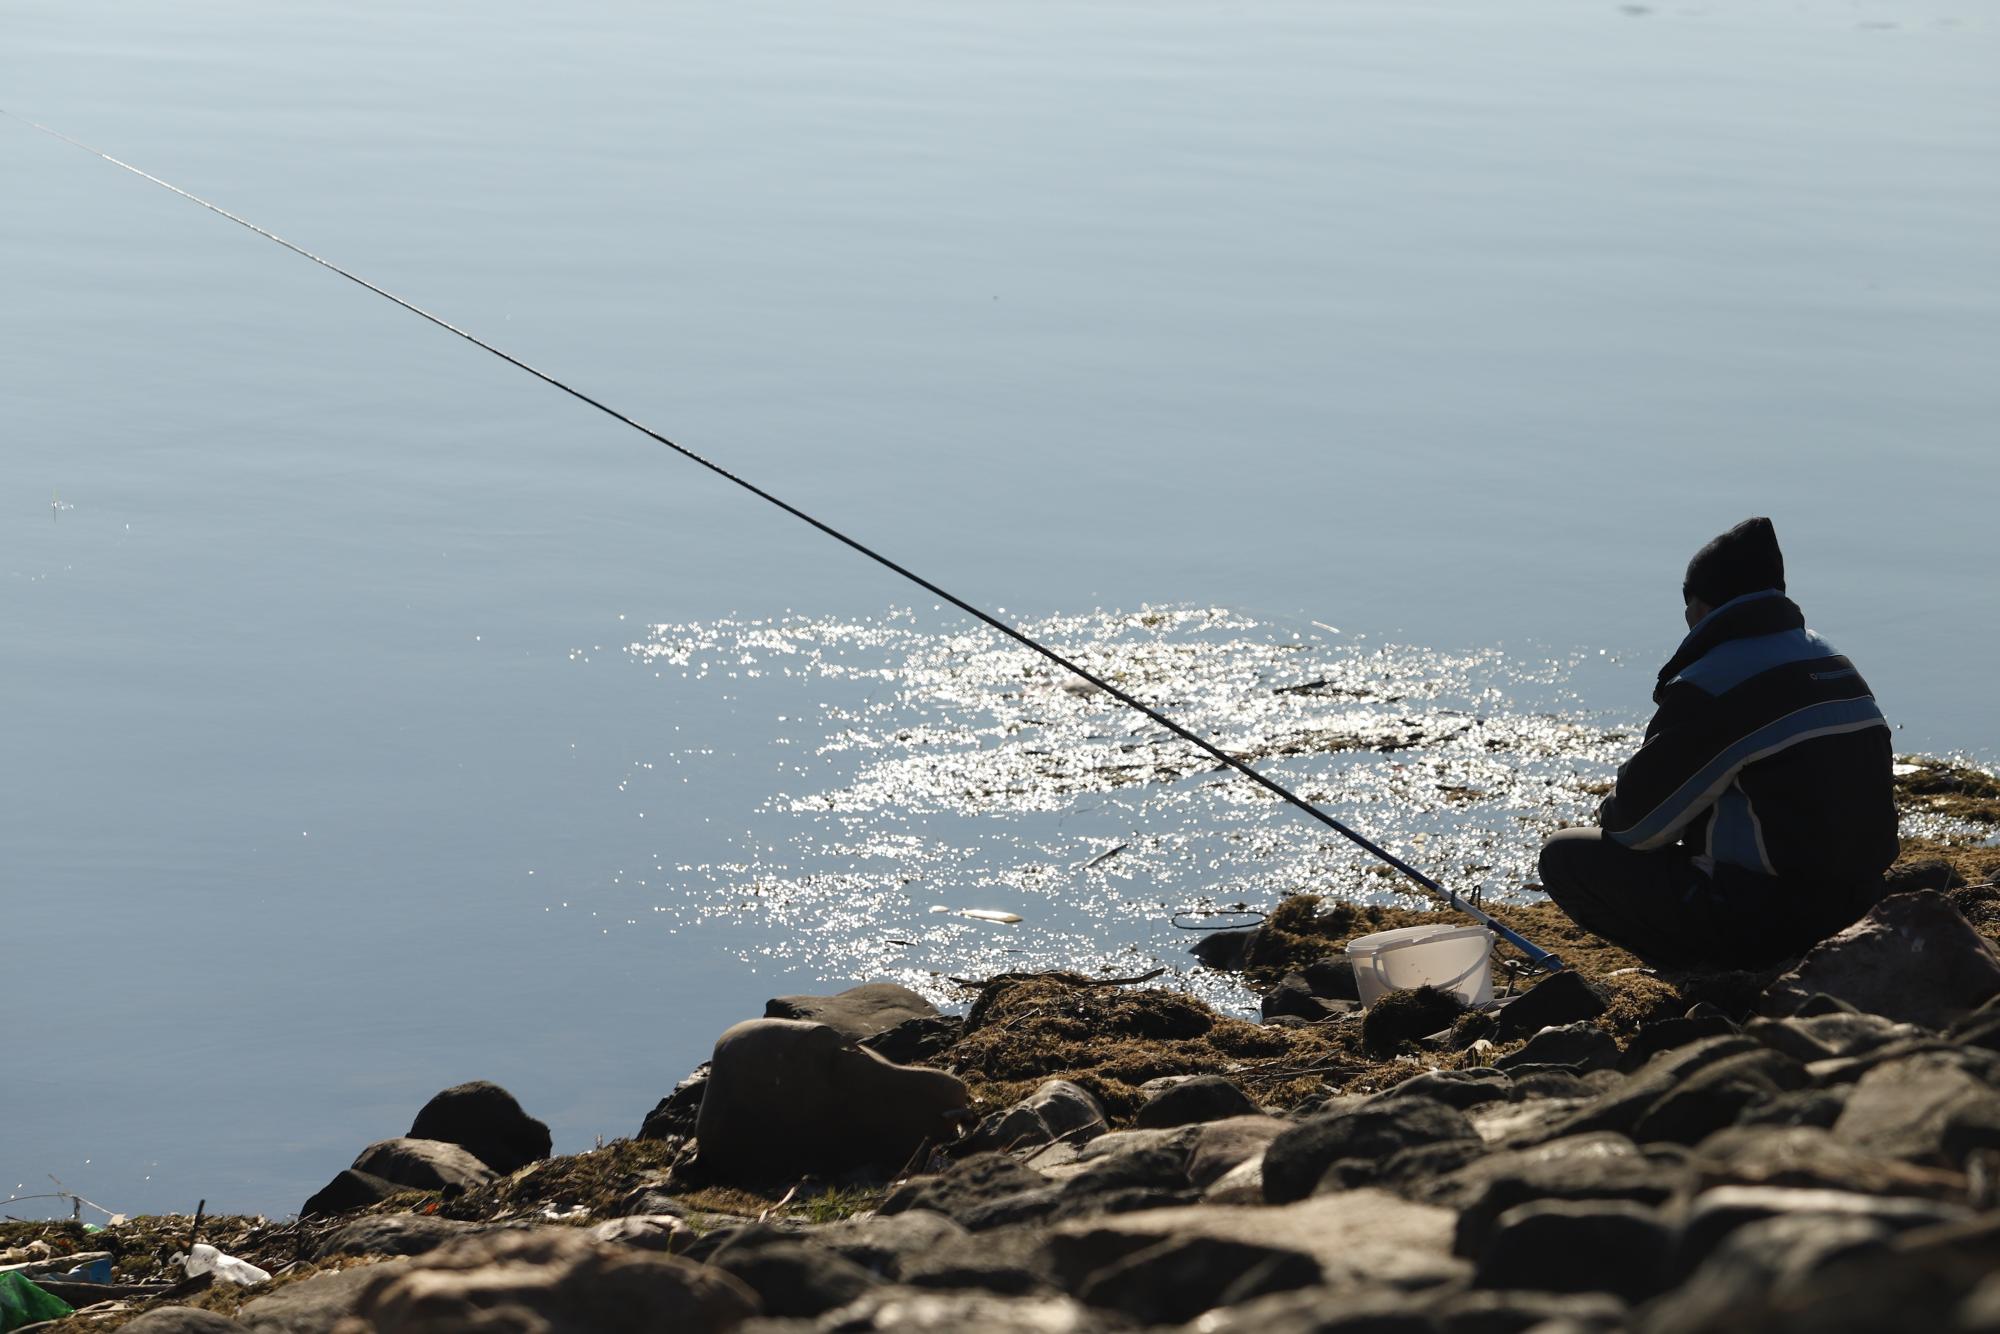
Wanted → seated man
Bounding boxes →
[1539,517,1898,969]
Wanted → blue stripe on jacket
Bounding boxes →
[1707,783,1774,875]
[1671,628,1842,696]
[1609,694,1889,852]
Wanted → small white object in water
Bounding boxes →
[960,908,1023,924]
[1892,763,1924,777]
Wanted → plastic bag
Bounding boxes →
[0,1272,73,1332]
[184,1243,272,1285]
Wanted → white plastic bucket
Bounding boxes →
[1346,924,1495,1009]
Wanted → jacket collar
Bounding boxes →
[1656,589,1803,698]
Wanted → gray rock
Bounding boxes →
[1745,1013,1924,1063]
[1264,1097,1479,1203]
[1190,926,1259,972]
[1072,1233,1321,1324]
[1675,1184,1971,1271]
[1060,1142,1192,1197]
[589,1214,695,1252]
[299,1168,407,1218]
[1303,956,1364,1002]
[764,982,939,1041]
[1264,972,1343,1021]
[1731,1086,1850,1131]
[1696,1124,1967,1198]
[815,1208,969,1279]
[1441,1137,1691,1256]
[1135,1074,1261,1128]
[1617,1014,1740,1072]
[1492,972,1609,1041]
[1202,1157,1266,1203]
[343,1228,759,1334]
[682,1221,809,1266]
[1495,1024,1619,1073]
[696,1019,970,1179]
[407,1080,552,1174]
[313,1214,488,1259]
[1188,1115,1288,1186]
[966,1080,1107,1153]
[1525,1034,1760,1142]
[238,1261,409,1334]
[349,1138,496,1195]
[1761,890,2000,1029]
[1629,1048,1809,1146]
[1376,1068,1516,1110]
[122,1313,246,1334]
[879,1153,1051,1226]
[1321,1138,1488,1193]
[639,1063,710,1141]
[861,1015,965,1067]
[1509,1070,1594,1100]
[899,1225,1057,1296]
[1048,1188,1467,1290]
[709,1239,880,1318]
[1191,1286,1441,1334]
[809,1289,1106,1333]
[1473,1199,1672,1302]
[1832,1050,2000,1165]
[1430,1289,1627,1334]
[1644,1213,1893,1332]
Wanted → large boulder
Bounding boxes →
[764,982,939,1042]
[300,1168,407,1219]
[407,1081,552,1174]
[695,1019,970,1179]
[341,1229,758,1334]
[1761,890,2000,1028]
[350,1138,496,1195]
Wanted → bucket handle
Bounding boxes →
[1368,931,1493,999]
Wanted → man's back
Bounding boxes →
[1598,587,1899,891]
[1538,517,1899,970]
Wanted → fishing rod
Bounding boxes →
[7,112,1563,974]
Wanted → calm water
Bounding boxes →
[5,1,1996,1218]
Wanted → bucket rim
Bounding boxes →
[1344,923,1493,954]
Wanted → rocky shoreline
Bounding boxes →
[8,759,2000,1334]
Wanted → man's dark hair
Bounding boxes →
[1684,516,1786,607]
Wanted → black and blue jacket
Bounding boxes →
[1598,590,1898,889]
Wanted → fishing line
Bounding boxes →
[7,111,1562,973]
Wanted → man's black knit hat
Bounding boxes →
[1684,517,1786,606]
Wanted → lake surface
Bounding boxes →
[5,1,1996,1219]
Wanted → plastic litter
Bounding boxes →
[0,1272,72,1332]
[960,908,1023,924]
[183,1243,272,1286]
[1347,924,1495,1008]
